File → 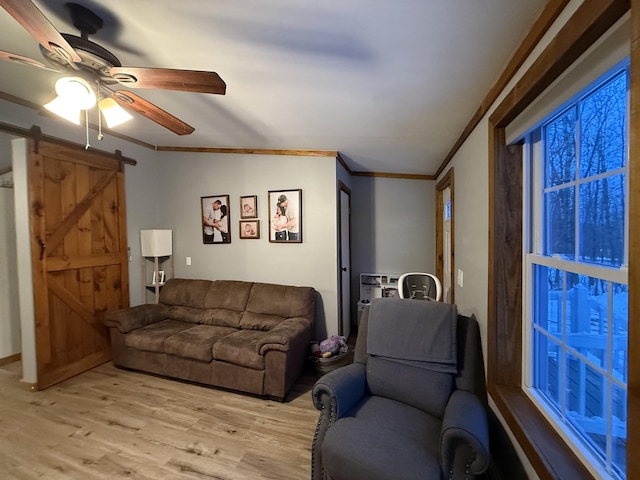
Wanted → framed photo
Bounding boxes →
[158,271,166,285]
[201,195,231,244]
[239,220,260,239]
[268,189,302,243]
[240,195,258,219]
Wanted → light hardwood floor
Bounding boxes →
[0,361,321,479]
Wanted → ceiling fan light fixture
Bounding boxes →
[43,95,81,125]
[98,97,133,128]
[54,76,96,109]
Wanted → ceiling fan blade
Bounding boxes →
[110,67,226,95]
[111,91,195,136]
[0,49,59,71]
[0,0,81,63]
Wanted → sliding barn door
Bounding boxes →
[28,140,130,389]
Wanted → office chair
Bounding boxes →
[398,272,442,302]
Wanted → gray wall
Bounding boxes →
[156,151,339,339]
[0,137,20,359]
[350,175,436,315]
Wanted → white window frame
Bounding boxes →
[522,62,629,480]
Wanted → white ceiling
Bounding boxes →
[0,0,547,175]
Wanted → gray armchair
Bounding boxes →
[311,298,489,480]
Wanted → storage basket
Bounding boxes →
[310,352,351,375]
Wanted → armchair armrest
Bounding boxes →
[257,317,310,354]
[440,390,490,478]
[311,363,367,480]
[312,362,367,418]
[104,303,169,334]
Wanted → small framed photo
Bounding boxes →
[152,271,157,285]
[158,271,166,285]
[201,195,231,244]
[239,220,260,239]
[268,189,302,243]
[240,195,258,219]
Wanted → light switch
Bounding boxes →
[457,269,463,287]
[186,256,191,266]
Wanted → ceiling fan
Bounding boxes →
[0,0,226,135]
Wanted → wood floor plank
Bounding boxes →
[0,361,322,479]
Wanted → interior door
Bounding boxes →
[436,168,454,304]
[28,140,130,389]
[442,186,452,303]
[339,185,351,339]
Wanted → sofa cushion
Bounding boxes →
[213,330,269,370]
[239,311,286,331]
[167,305,207,324]
[159,279,215,308]
[202,280,253,312]
[167,305,242,328]
[241,283,315,330]
[322,396,441,480]
[124,319,193,353]
[164,324,237,362]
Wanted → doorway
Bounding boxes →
[338,182,352,339]
[436,168,454,304]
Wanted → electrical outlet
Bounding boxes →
[457,269,464,288]
[186,256,191,266]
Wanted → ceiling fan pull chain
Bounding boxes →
[84,109,90,150]
[96,79,104,141]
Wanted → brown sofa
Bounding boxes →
[104,278,316,400]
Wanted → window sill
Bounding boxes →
[490,384,595,479]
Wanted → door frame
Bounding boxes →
[337,181,352,336]
[435,168,455,304]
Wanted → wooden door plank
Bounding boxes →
[43,157,64,258]
[47,253,121,272]
[46,171,116,255]
[75,165,96,359]
[102,172,118,254]
[93,266,108,328]
[38,142,121,171]
[62,162,82,363]
[38,350,111,390]
[91,169,107,254]
[61,161,79,257]
[47,274,102,330]
[28,146,53,371]
[48,274,69,368]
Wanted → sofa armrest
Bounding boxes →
[257,317,310,354]
[440,390,490,478]
[104,303,169,334]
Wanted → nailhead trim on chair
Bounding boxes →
[312,398,338,480]
[311,405,324,479]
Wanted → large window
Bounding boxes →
[524,64,629,479]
